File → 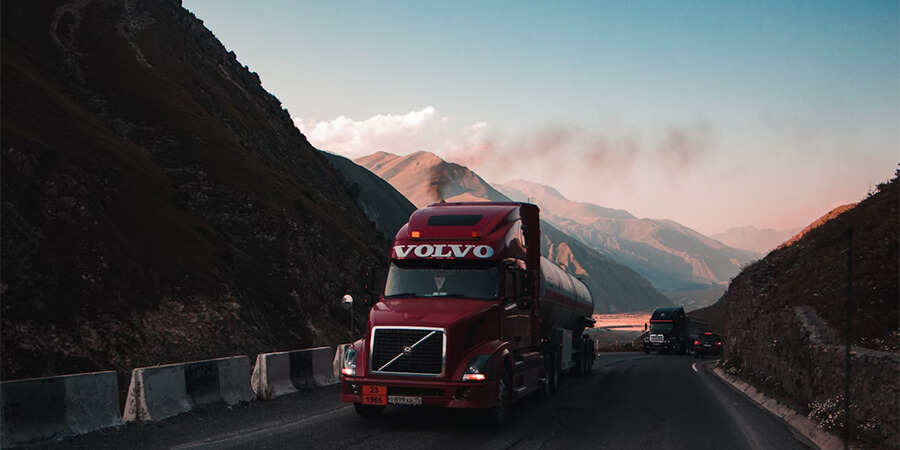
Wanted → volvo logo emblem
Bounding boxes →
[402,346,413,356]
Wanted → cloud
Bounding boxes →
[654,123,714,172]
[293,107,715,195]
[294,107,455,159]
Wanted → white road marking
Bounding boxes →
[692,362,698,373]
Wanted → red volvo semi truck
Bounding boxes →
[339,202,595,426]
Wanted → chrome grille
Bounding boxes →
[371,327,445,376]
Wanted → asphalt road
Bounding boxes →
[39,354,813,450]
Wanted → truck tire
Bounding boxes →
[486,366,511,427]
[540,355,557,398]
[353,403,385,418]
[549,354,559,394]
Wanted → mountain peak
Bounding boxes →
[355,151,508,207]
[494,180,636,223]
[501,180,569,201]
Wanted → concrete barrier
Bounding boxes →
[123,356,253,423]
[0,371,122,448]
[252,346,337,400]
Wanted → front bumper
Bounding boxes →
[644,342,672,351]
[340,375,499,409]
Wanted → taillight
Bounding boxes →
[694,340,700,346]
[716,342,722,346]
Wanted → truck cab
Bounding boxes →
[644,306,685,354]
[339,202,594,426]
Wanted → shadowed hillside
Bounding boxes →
[319,151,416,239]
[1,0,389,382]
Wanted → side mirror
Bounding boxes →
[340,294,354,340]
[341,294,353,310]
[364,264,387,307]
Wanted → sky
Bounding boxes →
[182,0,898,235]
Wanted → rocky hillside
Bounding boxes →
[719,172,898,449]
[496,180,757,294]
[0,0,390,382]
[356,151,672,313]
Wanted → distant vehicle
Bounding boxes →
[643,306,708,355]
[339,202,596,426]
[694,332,723,358]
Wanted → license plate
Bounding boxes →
[703,344,711,347]
[388,395,422,406]
[361,385,386,405]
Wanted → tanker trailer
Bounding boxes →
[339,201,595,427]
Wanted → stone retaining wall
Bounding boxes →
[724,303,898,448]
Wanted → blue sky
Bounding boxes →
[183,0,898,235]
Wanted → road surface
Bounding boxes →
[40,354,812,449]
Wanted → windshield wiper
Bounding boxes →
[384,292,418,298]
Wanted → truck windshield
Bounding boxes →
[650,323,674,333]
[383,260,499,300]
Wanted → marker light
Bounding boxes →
[462,373,486,381]
[411,231,420,238]
[471,231,480,238]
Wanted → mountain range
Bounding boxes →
[495,180,758,292]
[352,151,672,313]
[358,151,757,295]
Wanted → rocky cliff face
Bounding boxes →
[720,174,898,449]
[1,0,387,382]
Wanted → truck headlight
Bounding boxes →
[341,348,357,377]
[461,354,491,381]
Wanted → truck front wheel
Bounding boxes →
[353,403,385,418]
[487,366,511,427]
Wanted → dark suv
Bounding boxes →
[694,332,723,358]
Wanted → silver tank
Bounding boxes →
[538,257,594,333]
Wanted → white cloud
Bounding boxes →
[294,106,465,159]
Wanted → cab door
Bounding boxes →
[502,266,531,353]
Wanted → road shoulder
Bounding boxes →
[708,364,845,450]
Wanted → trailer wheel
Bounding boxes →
[353,403,385,418]
[487,365,511,427]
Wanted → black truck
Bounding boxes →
[643,306,708,355]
